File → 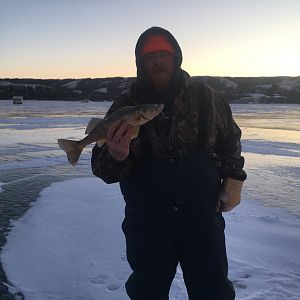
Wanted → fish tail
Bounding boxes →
[57,139,83,166]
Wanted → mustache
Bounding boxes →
[152,66,168,73]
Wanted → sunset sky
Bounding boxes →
[1,0,299,79]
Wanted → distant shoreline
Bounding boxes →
[1,99,300,104]
[1,76,299,104]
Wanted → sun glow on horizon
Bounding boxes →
[0,0,299,79]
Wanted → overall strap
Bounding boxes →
[139,126,154,156]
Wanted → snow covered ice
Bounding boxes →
[0,100,299,299]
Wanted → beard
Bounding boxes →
[149,67,173,91]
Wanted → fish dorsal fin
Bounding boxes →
[85,118,103,134]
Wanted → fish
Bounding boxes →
[58,103,164,166]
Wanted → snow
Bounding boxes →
[279,78,300,91]
[62,80,81,89]
[118,78,131,90]
[244,93,265,98]
[94,87,108,93]
[2,178,128,300]
[256,84,273,89]
[0,82,48,90]
[0,81,13,86]
[0,101,299,299]
[1,178,299,300]
[98,81,110,86]
[219,78,238,89]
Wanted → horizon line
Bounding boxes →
[1,74,300,80]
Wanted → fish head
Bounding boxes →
[126,103,164,126]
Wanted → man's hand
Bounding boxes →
[216,191,238,212]
[216,178,244,212]
[106,120,136,161]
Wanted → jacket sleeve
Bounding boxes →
[215,94,247,181]
[91,94,135,184]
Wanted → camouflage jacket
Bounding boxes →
[91,71,247,183]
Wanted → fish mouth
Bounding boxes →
[156,103,164,113]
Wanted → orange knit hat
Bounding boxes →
[141,35,175,57]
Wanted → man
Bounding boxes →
[92,26,247,300]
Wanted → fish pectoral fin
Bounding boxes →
[130,126,140,139]
[96,139,106,147]
[85,118,103,134]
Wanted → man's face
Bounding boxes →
[142,50,175,92]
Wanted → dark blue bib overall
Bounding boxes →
[120,152,235,300]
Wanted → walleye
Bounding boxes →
[58,103,164,166]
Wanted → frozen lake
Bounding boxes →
[233,103,300,216]
[0,100,113,248]
[0,100,299,299]
[0,100,299,216]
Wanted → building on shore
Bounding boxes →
[12,96,23,104]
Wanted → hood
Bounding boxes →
[135,26,183,79]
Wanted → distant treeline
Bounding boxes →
[0,76,299,103]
